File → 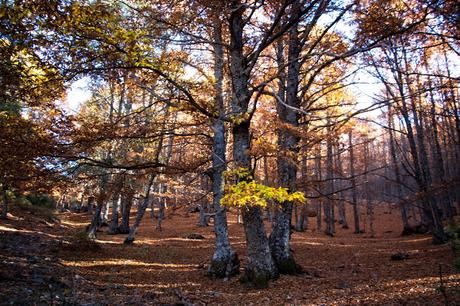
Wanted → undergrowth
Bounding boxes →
[14,195,57,222]
[446,224,460,271]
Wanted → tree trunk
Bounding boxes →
[348,130,361,234]
[324,125,335,237]
[335,141,348,229]
[388,107,412,234]
[156,182,166,231]
[87,174,108,239]
[124,174,155,244]
[364,138,375,238]
[107,193,121,234]
[118,191,133,234]
[263,156,273,222]
[315,145,322,232]
[270,4,302,273]
[228,0,277,287]
[197,204,208,227]
[428,82,454,223]
[100,201,110,226]
[1,185,8,219]
[87,196,94,214]
[396,68,446,243]
[208,26,240,273]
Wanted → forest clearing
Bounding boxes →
[1,0,460,305]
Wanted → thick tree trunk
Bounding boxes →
[241,206,278,287]
[228,0,277,287]
[208,37,240,275]
[108,193,121,234]
[108,174,125,234]
[270,6,301,273]
[118,191,133,234]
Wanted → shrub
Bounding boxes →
[15,196,56,222]
[446,224,460,271]
[26,193,56,209]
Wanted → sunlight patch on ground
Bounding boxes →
[290,237,355,247]
[122,237,210,245]
[379,274,460,290]
[60,219,89,227]
[351,273,460,300]
[94,239,121,245]
[61,259,197,270]
[0,225,62,239]
[400,237,432,243]
[122,281,201,289]
[0,225,29,232]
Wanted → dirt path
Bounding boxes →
[1,205,459,305]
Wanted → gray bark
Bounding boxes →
[263,156,273,222]
[335,142,348,229]
[208,20,239,274]
[228,0,277,287]
[348,130,361,234]
[428,82,454,222]
[295,156,308,231]
[118,191,133,234]
[100,201,110,225]
[324,127,335,237]
[388,107,412,234]
[270,3,302,273]
[87,174,108,239]
[107,193,121,234]
[124,174,155,244]
[364,138,375,238]
[392,46,446,243]
[315,145,322,232]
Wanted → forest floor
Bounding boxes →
[1,204,460,305]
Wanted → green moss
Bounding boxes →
[15,196,56,222]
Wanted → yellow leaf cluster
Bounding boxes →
[221,180,306,208]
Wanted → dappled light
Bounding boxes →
[1,0,459,304]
